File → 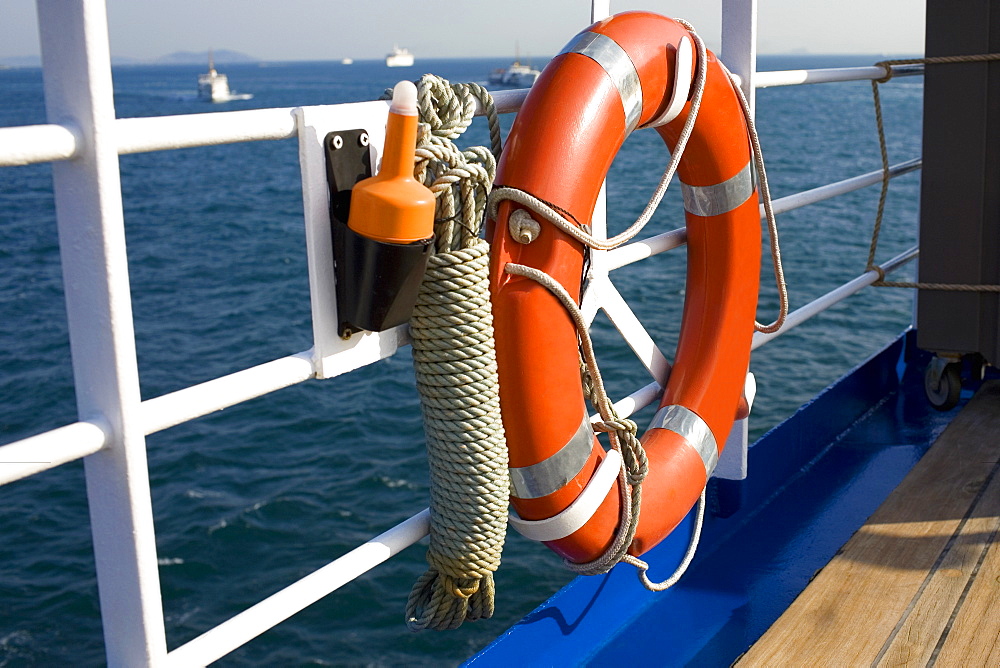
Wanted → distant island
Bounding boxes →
[0,49,257,69]
[155,49,257,65]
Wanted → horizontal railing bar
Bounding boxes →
[0,123,80,166]
[1,245,915,488]
[2,66,918,166]
[606,227,687,270]
[166,508,431,668]
[486,88,530,114]
[0,420,107,485]
[754,63,924,88]
[608,159,920,271]
[770,158,921,215]
[752,246,918,348]
[594,380,663,424]
[115,107,299,154]
[141,351,315,435]
[1,88,529,167]
[597,247,918,422]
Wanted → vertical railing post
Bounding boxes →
[717,0,758,487]
[591,0,611,22]
[37,1,167,665]
[721,0,758,115]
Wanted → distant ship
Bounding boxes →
[488,59,541,87]
[197,50,231,102]
[385,45,414,67]
[341,58,354,65]
[488,43,541,87]
[197,50,252,102]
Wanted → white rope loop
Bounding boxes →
[717,62,789,334]
[621,490,706,591]
[488,23,708,253]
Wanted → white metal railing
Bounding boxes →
[36,2,166,664]
[754,63,924,88]
[1,0,927,664]
[0,90,531,167]
[0,63,926,168]
[165,509,431,667]
[0,153,922,483]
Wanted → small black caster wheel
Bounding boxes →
[925,360,961,411]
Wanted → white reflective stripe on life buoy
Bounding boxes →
[647,404,718,477]
[508,415,594,499]
[507,448,622,542]
[559,31,643,133]
[680,161,755,217]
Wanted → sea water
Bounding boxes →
[0,55,921,666]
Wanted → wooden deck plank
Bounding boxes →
[934,506,1000,667]
[738,381,1000,667]
[877,472,1000,666]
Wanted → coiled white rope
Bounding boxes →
[404,75,509,631]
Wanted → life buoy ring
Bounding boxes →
[488,12,760,564]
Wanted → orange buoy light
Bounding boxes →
[331,80,436,336]
[347,80,435,245]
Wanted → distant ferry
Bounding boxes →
[341,58,354,65]
[197,51,252,102]
[385,45,414,67]
[197,51,231,102]
[488,59,541,87]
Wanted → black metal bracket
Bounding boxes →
[325,129,433,338]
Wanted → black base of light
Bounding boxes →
[332,221,432,338]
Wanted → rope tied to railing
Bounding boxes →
[404,74,509,632]
[868,54,1000,292]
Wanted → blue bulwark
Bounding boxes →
[466,331,963,666]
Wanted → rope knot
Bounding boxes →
[508,208,541,244]
[444,575,481,599]
[874,60,895,83]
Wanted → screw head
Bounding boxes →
[330,135,344,150]
[359,133,369,147]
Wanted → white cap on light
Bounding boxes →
[389,80,418,116]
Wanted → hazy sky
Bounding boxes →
[2,1,925,61]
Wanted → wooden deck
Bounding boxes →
[738,380,1000,667]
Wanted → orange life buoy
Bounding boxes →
[488,12,760,564]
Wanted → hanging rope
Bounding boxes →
[489,22,788,334]
[621,491,705,591]
[718,61,788,333]
[505,262,649,577]
[867,54,1000,292]
[404,75,509,632]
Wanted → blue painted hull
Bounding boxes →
[469,330,966,666]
